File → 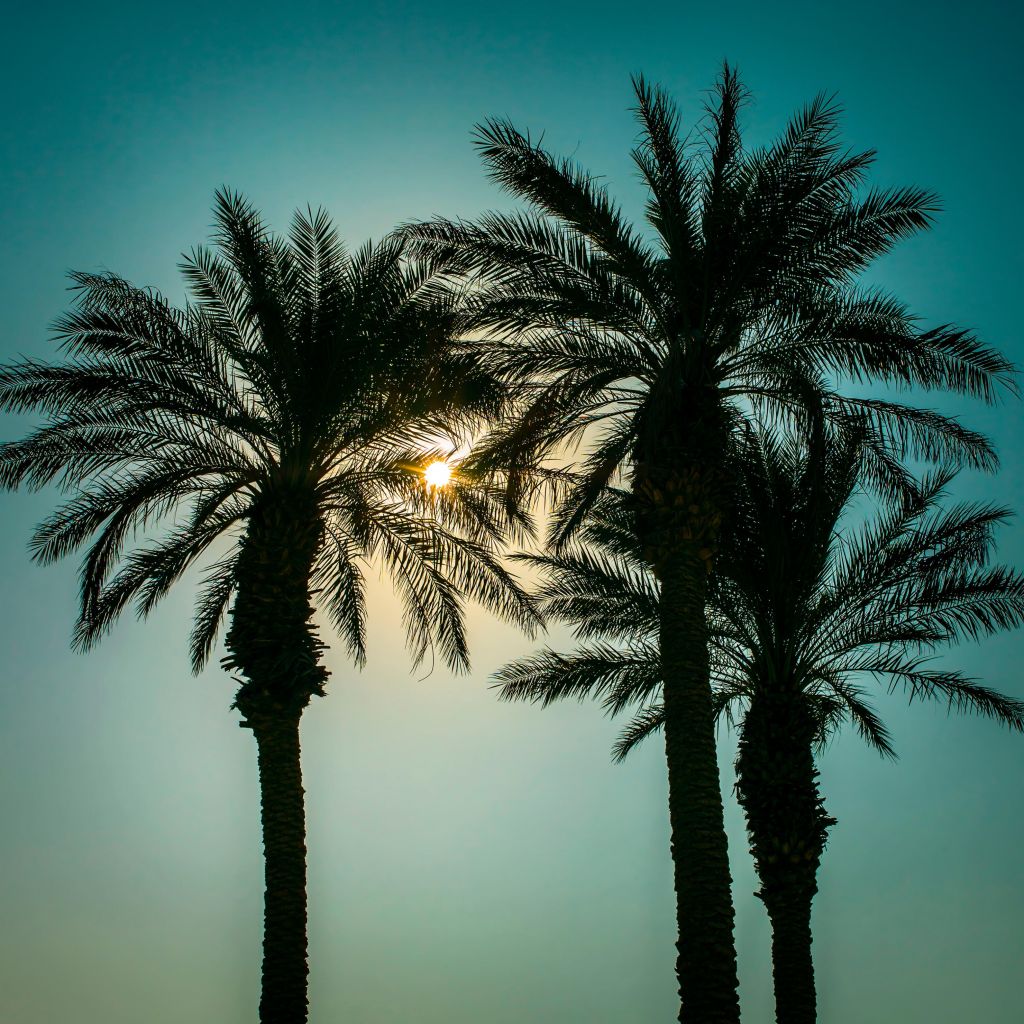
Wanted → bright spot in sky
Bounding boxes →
[424,461,452,489]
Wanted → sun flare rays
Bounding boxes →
[424,460,453,490]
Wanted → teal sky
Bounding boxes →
[1,2,1022,1021]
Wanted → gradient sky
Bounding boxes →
[1,2,1022,1021]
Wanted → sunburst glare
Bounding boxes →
[424,460,453,489]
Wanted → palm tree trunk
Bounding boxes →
[660,552,741,1024]
[736,693,834,1024]
[224,489,328,1024]
[634,411,741,1023]
[249,710,310,1024]
[762,889,816,1024]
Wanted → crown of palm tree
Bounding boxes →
[407,68,1014,542]
[495,428,1024,757]
[0,189,539,676]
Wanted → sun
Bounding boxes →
[424,460,452,489]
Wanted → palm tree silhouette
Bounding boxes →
[0,191,539,1024]
[495,429,1024,1023]
[406,66,1014,1020]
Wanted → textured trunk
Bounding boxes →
[224,485,327,1024]
[660,554,741,1024]
[736,692,834,1024]
[633,394,741,1023]
[252,712,310,1024]
[764,892,816,1024]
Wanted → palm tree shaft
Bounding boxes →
[635,400,739,1019]
[660,553,740,1022]
[736,693,830,1024]
[765,896,815,1024]
[252,713,310,1024]
[227,491,325,1024]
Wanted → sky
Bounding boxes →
[1,1,1022,1021]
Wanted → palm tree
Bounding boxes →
[0,191,540,1024]
[405,67,1015,1020]
[495,429,1024,1024]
